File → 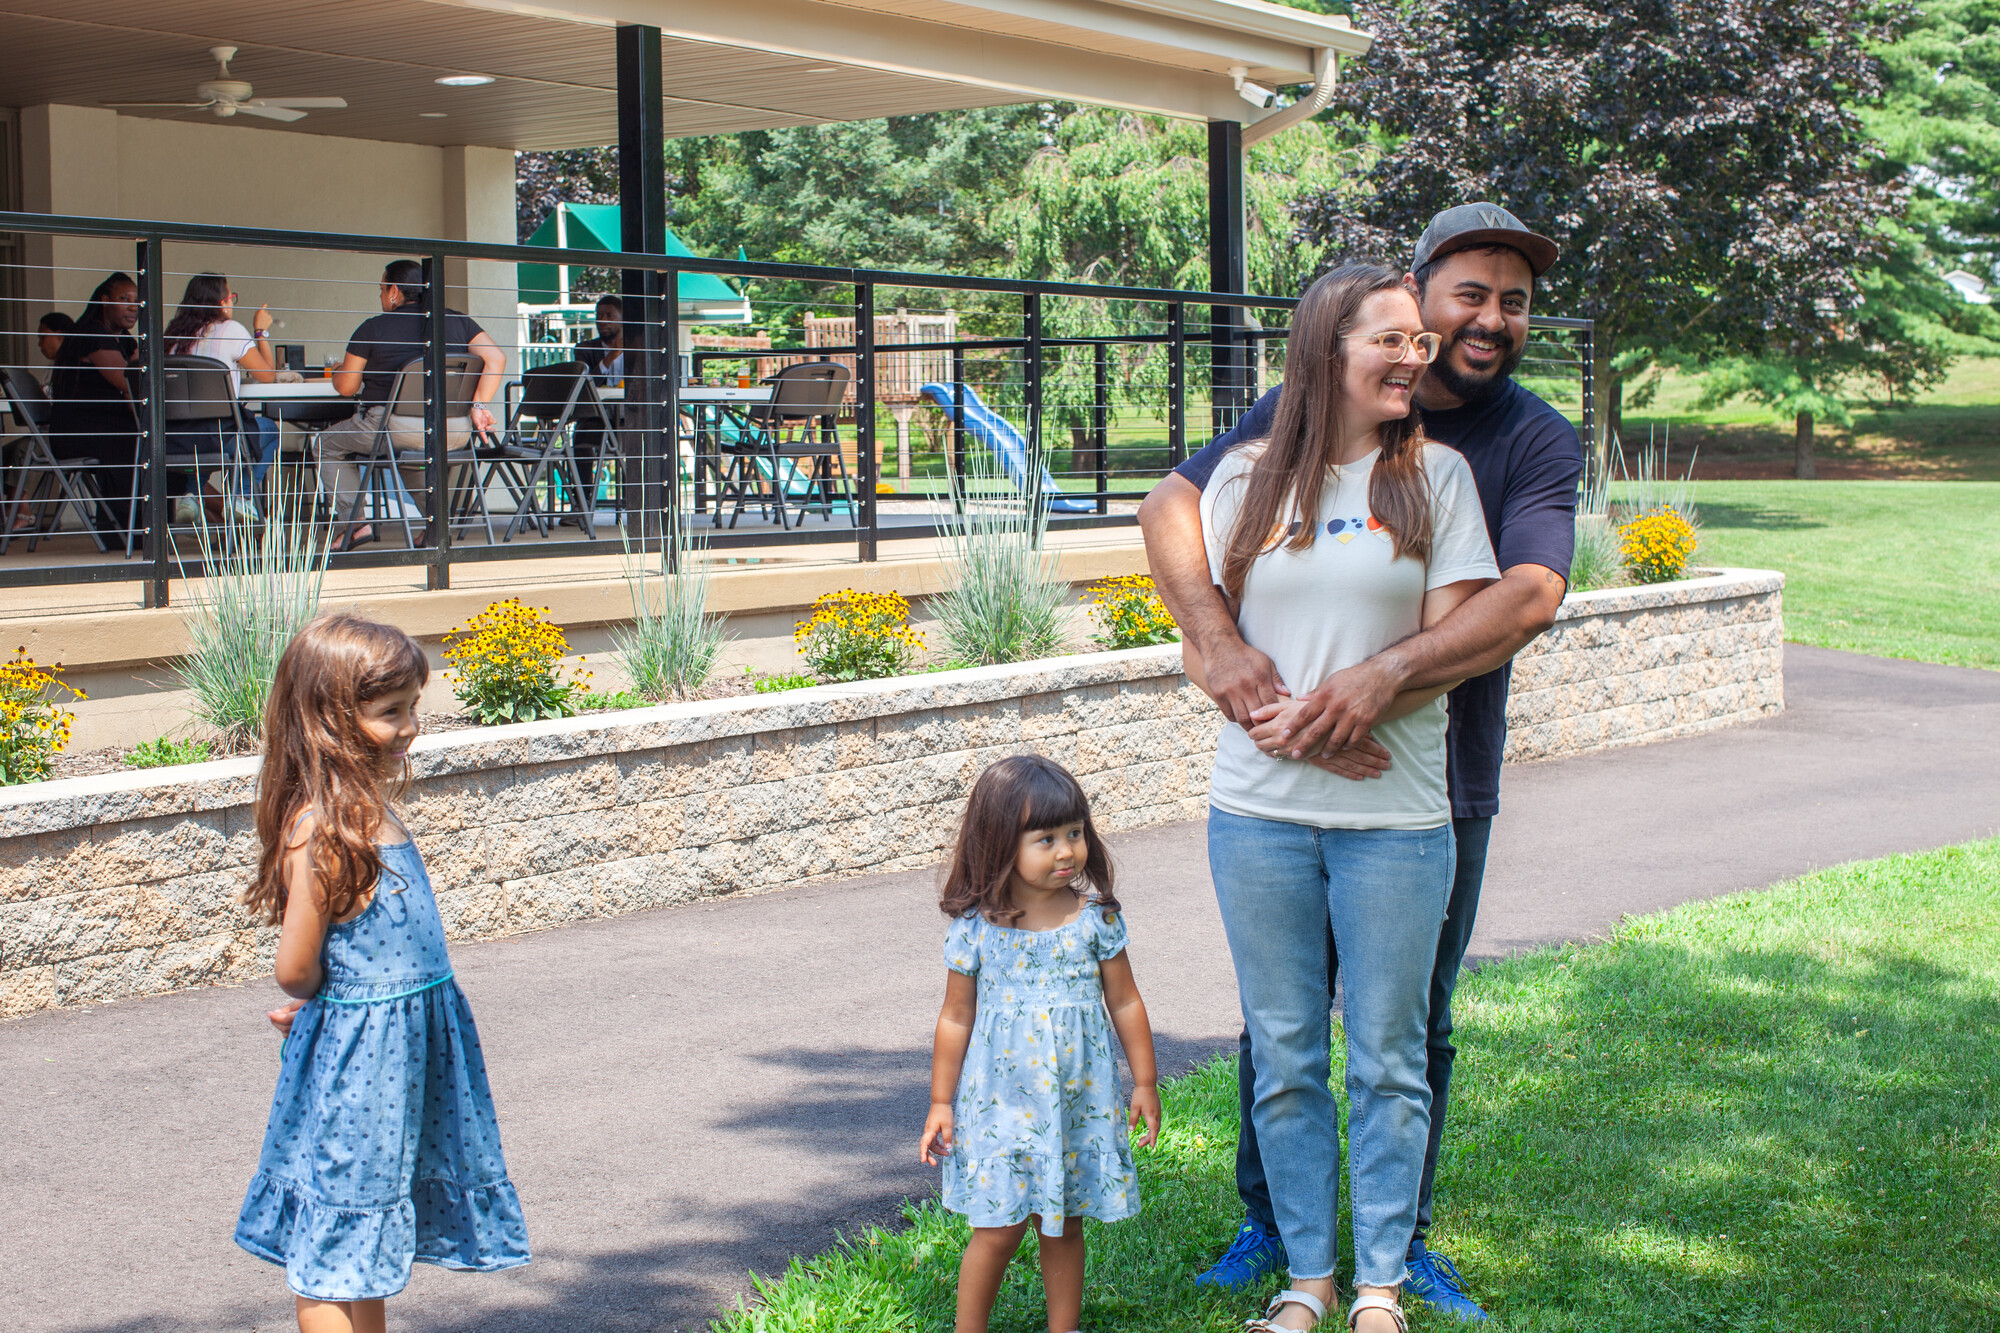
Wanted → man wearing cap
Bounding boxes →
[1139,204,1581,1322]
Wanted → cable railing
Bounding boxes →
[0,210,1592,608]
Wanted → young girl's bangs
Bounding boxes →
[1017,762,1091,832]
[358,628,429,700]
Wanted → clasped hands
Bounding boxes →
[1242,657,1401,781]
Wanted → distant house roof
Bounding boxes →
[518,204,748,319]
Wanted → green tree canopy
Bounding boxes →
[1297,0,1904,469]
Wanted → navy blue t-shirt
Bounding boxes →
[1173,378,1581,818]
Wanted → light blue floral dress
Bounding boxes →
[941,904,1141,1236]
[234,839,530,1299]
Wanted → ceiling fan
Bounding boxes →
[104,46,347,123]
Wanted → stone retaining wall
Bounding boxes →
[0,568,1782,1018]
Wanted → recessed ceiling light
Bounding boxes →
[805,67,839,73]
[435,74,494,87]
[420,112,448,118]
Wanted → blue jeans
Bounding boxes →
[247,415,282,487]
[1207,807,1454,1287]
[1234,817,1493,1255]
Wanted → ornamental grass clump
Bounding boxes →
[1086,574,1179,649]
[931,455,1070,666]
[1619,507,1699,584]
[0,649,83,784]
[173,481,329,749]
[794,590,924,681]
[613,527,729,701]
[442,598,591,724]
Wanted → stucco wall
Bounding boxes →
[0,570,1784,1018]
[19,105,517,365]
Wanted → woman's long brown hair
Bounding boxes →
[940,755,1119,926]
[1219,263,1435,600]
[247,613,429,925]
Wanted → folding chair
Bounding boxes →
[492,361,609,541]
[345,356,490,548]
[138,355,256,556]
[1,365,110,555]
[722,362,853,530]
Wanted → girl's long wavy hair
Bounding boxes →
[164,272,231,354]
[1218,263,1435,601]
[247,613,429,925]
[940,755,1118,926]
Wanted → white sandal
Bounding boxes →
[1345,1291,1407,1333]
[1244,1288,1330,1331]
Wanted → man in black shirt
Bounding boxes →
[321,259,505,549]
[1139,204,1582,1322]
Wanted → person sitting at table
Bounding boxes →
[36,311,74,372]
[319,259,503,550]
[47,273,143,538]
[164,272,282,518]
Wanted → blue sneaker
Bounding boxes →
[1195,1219,1287,1289]
[1404,1245,1488,1322]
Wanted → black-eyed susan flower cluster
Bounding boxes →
[1085,574,1179,650]
[1618,507,1698,585]
[794,589,924,681]
[441,598,592,724]
[1,648,84,785]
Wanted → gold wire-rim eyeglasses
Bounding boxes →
[1343,330,1443,365]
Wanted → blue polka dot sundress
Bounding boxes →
[234,838,530,1300]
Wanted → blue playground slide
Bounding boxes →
[920,382,1093,514]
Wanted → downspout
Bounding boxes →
[1241,45,1337,146]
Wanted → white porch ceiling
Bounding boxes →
[0,0,1368,151]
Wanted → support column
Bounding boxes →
[1207,118,1248,440]
[618,25,671,553]
[441,146,518,371]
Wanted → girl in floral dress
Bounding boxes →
[919,755,1161,1333]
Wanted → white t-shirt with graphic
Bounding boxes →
[187,318,256,393]
[1199,440,1500,830]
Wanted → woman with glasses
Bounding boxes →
[1186,264,1498,1333]
[164,272,283,520]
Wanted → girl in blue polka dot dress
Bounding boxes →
[234,614,529,1333]
[919,755,1162,1333]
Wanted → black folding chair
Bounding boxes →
[492,361,609,540]
[0,366,110,555]
[346,356,491,547]
[139,355,258,555]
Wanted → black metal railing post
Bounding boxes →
[1024,290,1044,526]
[661,262,680,574]
[421,254,450,590]
[1092,340,1109,516]
[1167,302,1186,468]
[856,281,878,561]
[137,237,170,607]
[1577,321,1597,485]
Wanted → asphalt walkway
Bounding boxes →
[5,646,1996,1333]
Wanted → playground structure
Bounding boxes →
[919,382,1093,514]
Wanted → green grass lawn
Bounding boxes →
[713,841,2000,1332]
[1681,481,2000,670]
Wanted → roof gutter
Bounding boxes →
[1242,43,1337,145]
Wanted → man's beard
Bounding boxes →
[1425,325,1525,404]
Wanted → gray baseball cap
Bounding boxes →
[1412,203,1559,277]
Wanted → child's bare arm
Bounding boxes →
[920,970,978,1165]
[1100,952,1161,1148]
[272,818,331,1002]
